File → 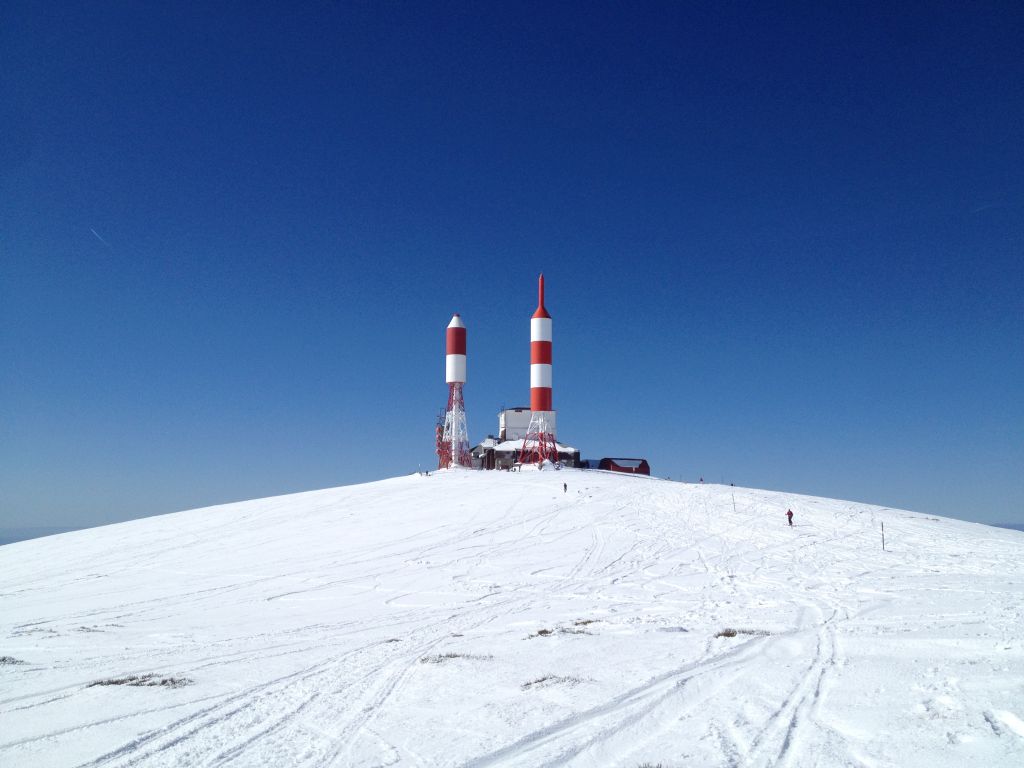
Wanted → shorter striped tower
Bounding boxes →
[437,314,472,469]
[520,275,558,465]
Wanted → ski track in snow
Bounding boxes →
[1,471,1023,767]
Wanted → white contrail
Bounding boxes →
[89,228,110,247]
[971,201,1022,214]
[971,203,999,214]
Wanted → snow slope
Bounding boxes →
[2,470,1023,767]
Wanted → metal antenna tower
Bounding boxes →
[519,409,557,465]
[438,382,471,469]
[437,314,472,469]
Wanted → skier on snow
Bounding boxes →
[786,509,794,527]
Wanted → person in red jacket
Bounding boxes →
[786,509,794,527]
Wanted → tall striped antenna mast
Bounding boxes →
[437,314,472,469]
[521,274,558,465]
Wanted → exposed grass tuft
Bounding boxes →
[87,674,192,689]
[715,628,771,638]
[12,627,58,637]
[529,625,592,638]
[419,652,492,664]
[521,675,582,690]
[0,656,27,665]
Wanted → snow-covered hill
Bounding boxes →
[2,470,1023,767]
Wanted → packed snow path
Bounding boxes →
[2,471,1023,767]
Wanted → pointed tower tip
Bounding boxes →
[533,273,550,318]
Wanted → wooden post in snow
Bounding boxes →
[881,521,886,551]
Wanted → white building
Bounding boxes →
[498,407,557,441]
[472,408,578,469]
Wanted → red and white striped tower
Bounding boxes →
[520,275,559,465]
[530,274,552,412]
[437,313,472,469]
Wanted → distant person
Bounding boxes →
[563,482,567,493]
[699,476,704,483]
[786,509,793,527]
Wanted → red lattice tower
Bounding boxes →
[436,314,472,469]
[519,410,557,465]
[434,409,449,468]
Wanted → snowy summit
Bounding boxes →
[2,470,1023,767]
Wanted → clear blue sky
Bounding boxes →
[2,1,1021,528]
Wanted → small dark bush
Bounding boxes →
[0,656,26,665]
[715,628,771,638]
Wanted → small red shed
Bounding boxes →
[598,458,650,475]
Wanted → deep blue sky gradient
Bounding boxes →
[2,1,1022,527]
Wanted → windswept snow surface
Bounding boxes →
[2,471,1023,767]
